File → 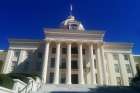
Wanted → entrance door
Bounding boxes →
[71,74,78,84]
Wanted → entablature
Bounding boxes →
[44,28,105,42]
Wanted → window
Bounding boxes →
[62,48,67,54]
[71,60,78,69]
[126,64,131,73]
[11,61,17,71]
[128,77,132,83]
[94,59,97,69]
[14,50,20,57]
[61,77,66,83]
[96,74,98,84]
[82,49,85,55]
[52,48,56,54]
[124,55,129,60]
[70,24,78,30]
[49,72,54,83]
[60,58,66,69]
[27,50,33,57]
[113,54,118,60]
[62,58,66,63]
[93,49,96,54]
[50,58,55,68]
[114,64,120,73]
[71,47,78,54]
[116,77,122,85]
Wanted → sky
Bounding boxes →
[0,0,140,54]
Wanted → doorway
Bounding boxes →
[71,74,78,84]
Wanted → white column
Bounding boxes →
[66,43,71,84]
[129,54,137,77]
[2,49,14,73]
[54,42,61,84]
[100,45,108,85]
[78,43,85,84]
[118,54,129,86]
[42,42,50,83]
[96,46,103,85]
[18,50,27,65]
[106,53,116,85]
[17,50,27,72]
[89,44,96,84]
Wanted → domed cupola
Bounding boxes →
[60,5,85,31]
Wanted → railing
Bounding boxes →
[17,77,41,93]
[18,78,33,93]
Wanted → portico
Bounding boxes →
[41,37,105,85]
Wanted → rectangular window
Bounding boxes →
[60,73,66,84]
[14,50,20,57]
[71,60,78,69]
[11,61,17,71]
[126,64,132,73]
[93,49,96,54]
[113,54,118,60]
[82,49,85,55]
[96,74,98,84]
[50,58,55,68]
[27,50,34,57]
[60,58,66,69]
[94,59,97,69]
[124,55,129,60]
[52,48,56,54]
[114,64,120,73]
[116,77,122,85]
[62,48,67,54]
[71,47,78,54]
[128,77,132,83]
[49,72,54,83]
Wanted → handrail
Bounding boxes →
[16,77,41,93]
[18,79,34,93]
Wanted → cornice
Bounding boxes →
[44,28,105,36]
[9,39,41,44]
[104,42,133,49]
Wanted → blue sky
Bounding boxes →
[0,0,140,54]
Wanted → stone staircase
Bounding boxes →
[34,84,140,93]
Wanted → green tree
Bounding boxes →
[130,69,140,86]
[0,60,4,73]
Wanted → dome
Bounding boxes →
[61,15,85,31]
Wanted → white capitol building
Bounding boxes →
[2,13,137,88]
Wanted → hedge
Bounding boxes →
[0,73,39,89]
[0,74,14,89]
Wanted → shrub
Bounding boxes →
[130,71,140,86]
[20,73,39,80]
[7,73,40,83]
[0,74,14,89]
[7,73,29,84]
[0,61,4,73]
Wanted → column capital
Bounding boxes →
[77,41,83,45]
[65,41,72,44]
[96,42,104,48]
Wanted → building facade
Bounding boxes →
[2,15,137,86]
